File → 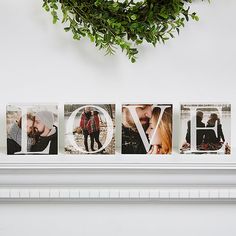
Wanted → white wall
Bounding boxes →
[1,203,236,236]
[0,0,236,235]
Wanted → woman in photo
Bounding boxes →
[204,113,225,149]
[79,107,92,152]
[7,113,36,154]
[146,107,172,154]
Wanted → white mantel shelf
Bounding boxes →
[1,148,236,202]
[0,165,236,202]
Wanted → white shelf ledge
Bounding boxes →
[1,148,236,202]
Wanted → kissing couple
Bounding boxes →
[7,111,58,155]
[122,104,172,154]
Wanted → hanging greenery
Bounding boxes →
[43,0,202,62]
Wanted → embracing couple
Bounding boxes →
[122,104,172,154]
[184,111,225,150]
[7,111,58,155]
[80,107,105,153]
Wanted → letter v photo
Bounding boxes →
[122,104,173,155]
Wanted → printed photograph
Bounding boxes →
[6,104,58,155]
[122,104,173,155]
[64,104,115,154]
[180,103,231,154]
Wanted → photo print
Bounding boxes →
[180,103,231,154]
[64,104,115,154]
[122,104,173,155]
[6,104,58,155]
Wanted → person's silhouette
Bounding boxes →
[204,113,225,144]
[185,111,205,146]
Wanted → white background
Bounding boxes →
[0,0,236,235]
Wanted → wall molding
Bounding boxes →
[1,187,236,202]
[1,168,236,202]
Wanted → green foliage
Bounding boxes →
[42,0,203,62]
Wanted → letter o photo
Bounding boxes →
[122,104,173,155]
[64,104,115,155]
[6,104,58,155]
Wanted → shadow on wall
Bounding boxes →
[29,1,123,67]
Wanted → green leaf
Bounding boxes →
[130,14,137,21]
[64,27,70,32]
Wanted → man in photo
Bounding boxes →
[7,114,36,154]
[30,111,58,154]
[122,104,152,154]
[185,110,205,146]
[87,110,105,153]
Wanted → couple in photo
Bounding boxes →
[184,111,226,150]
[122,104,172,154]
[7,111,58,155]
[79,107,105,153]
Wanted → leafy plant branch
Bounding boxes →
[43,0,203,62]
